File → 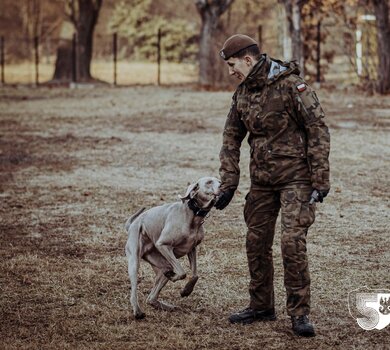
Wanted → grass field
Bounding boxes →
[0,85,389,349]
[1,61,198,85]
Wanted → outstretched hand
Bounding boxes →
[215,189,235,210]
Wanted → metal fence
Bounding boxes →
[0,25,379,88]
[0,31,198,86]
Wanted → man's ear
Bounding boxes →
[245,55,253,66]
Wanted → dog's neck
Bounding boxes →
[187,198,210,218]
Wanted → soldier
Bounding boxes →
[215,34,330,337]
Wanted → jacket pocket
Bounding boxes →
[283,189,315,228]
[299,202,315,227]
[271,144,307,159]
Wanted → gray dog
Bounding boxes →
[125,176,221,319]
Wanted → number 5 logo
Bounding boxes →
[348,287,390,330]
[356,293,379,330]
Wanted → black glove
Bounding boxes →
[318,189,329,202]
[309,189,329,204]
[215,189,235,210]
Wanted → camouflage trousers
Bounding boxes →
[244,182,315,316]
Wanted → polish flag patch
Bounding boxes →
[297,83,307,92]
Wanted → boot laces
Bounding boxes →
[296,315,309,324]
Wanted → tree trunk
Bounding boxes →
[373,0,390,94]
[195,0,234,87]
[52,0,102,83]
[53,20,74,81]
[281,0,306,76]
[53,40,74,81]
[291,1,303,71]
[198,11,218,86]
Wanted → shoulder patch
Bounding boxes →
[297,83,306,92]
[296,83,307,92]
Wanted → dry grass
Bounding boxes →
[0,86,389,349]
[1,60,197,85]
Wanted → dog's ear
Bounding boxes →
[178,182,199,202]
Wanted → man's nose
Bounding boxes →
[228,67,235,76]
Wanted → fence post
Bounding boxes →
[157,28,161,86]
[257,25,263,52]
[316,20,321,83]
[72,33,77,83]
[113,32,117,86]
[34,36,39,86]
[0,36,4,85]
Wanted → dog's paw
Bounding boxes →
[134,311,146,320]
[149,300,177,312]
[164,271,186,282]
[164,270,175,279]
[180,276,199,297]
[180,288,192,297]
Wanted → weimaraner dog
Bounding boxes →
[125,176,221,319]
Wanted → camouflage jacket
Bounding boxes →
[219,55,330,192]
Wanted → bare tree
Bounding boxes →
[52,0,103,83]
[279,0,307,75]
[195,0,234,86]
[19,0,41,65]
[21,0,41,39]
[372,0,390,94]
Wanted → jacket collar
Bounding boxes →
[241,54,270,91]
[241,54,301,91]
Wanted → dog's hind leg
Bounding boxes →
[126,223,145,319]
[143,251,177,311]
[146,270,177,311]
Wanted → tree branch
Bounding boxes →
[194,0,208,11]
[217,0,235,15]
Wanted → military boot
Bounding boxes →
[291,315,315,337]
[229,307,276,324]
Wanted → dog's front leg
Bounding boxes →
[155,234,186,282]
[181,247,199,297]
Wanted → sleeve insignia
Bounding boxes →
[296,83,307,92]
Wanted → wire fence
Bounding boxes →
[0,31,198,86]
[0,23,379,88]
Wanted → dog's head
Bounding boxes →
[179,177,221,209]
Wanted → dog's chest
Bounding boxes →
[189,225,204,245]
[173,225,204,256]
[185,225,204,246]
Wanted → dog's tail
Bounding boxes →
[125,207,146,232]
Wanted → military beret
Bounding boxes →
[220,34,258,60]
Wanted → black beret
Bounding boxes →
[220,34,258,60]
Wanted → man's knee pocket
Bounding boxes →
[299,203,315,227]
[283,190,315,228]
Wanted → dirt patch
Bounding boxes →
[0,86,389,349]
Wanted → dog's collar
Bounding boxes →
[187,199,210,218]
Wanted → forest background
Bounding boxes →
[0,0,389,93]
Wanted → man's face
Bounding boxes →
[226,56,254,82]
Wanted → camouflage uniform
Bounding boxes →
[219,55,330,316]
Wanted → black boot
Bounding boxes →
[229,307,276,325]
[291,315,315,337]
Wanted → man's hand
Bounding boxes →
[309,189,329,204]
[215,189,235,210]
[317,189,329,203]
